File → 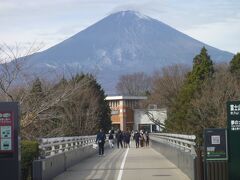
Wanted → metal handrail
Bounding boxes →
[150,133,196,155]
[39,135,96,158]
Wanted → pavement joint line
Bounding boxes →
[67,167,178,171]
[117,147,129,180]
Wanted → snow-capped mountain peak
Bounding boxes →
[24,10,233,94]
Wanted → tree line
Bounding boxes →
[0,44,111,140]
[116,47,240,146]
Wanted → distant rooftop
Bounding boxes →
[105,96,147,100]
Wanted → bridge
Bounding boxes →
[33,133,197,180]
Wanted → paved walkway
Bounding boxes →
[54,145,190,180]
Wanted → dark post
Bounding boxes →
[195,147,204,180]
[0,102,20,180]
[227,101,240,180]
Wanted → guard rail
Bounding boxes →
[39,135,96,158]
[150,133,196,155]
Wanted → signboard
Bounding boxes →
[227,101,240,180]
[0,112,14,152]
[0,102,20,180]
[204,128,228,160]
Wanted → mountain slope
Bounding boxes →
[25,10,233,93]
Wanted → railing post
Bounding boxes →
[191,145,196,155]
[50,145,55,156]
[59,144,63,153]
[65,143,68,152]
[70,141,73,149]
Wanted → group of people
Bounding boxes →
[96,128,150,156]
[115,129,131,148]
[133,130,150,148]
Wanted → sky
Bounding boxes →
[0,0,240,54]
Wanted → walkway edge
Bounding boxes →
[117,148,129,180]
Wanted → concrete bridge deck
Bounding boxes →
[54,145,190,180]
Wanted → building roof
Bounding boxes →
[105,95,147,100]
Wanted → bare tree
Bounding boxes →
[116,72,152,96]
[147,64,189,108]
[0,42,43,101]
[20,74,109,139]
[0,43,110,140]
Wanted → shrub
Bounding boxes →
[21,140,39,180]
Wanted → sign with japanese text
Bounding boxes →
[227,101,240,180]
[0,102,20,180]
[0,112,14,152]
[204,128,228,161]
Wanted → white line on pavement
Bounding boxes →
[117,148,129,180]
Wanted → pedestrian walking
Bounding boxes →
[108,131,114,148]
[143,132,147,147]
[116,129,123,148]
[125,130,131,148]
[134,130,140,148]
[131,130,135,140]
[123,131,127,148]
[139,131,144,147]
[145,131,150,147]
[96,128,106,156]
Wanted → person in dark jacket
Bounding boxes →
[123,131,126,148]
[116,129,123,148]
[134,130,140,148]
[108,131,114,148]
[125,131,131,148]
[96,129,106,156]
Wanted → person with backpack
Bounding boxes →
[116,129,123,148]
[96,128,106,156]
[108,131,114,148]
[134,130,140,148]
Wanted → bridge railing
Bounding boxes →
[150,133,196,155]
[33,135,102,180]
[150,133,197,180]
[39,135,96,158]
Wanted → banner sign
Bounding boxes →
[204,128,228,160]
[0,112,14,152]
[0,102,20,180]
[227,101,240,180]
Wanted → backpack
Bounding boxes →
[109,133,113,139]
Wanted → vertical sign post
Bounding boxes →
[227,101,240,180]
[204,128,228,180]
[204,128,228,161]
[0,102,20,180]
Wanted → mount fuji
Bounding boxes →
[24,10,233,93]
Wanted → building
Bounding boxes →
[105,96,167,132]
[134,108,167,132]
[106,96,147,131]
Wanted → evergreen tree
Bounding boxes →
[166,47,214,134]
[189,47,214,85]
[71,73,86,84]
[82,75,112,132]
[29,77,45,105]
[53,76,68,89]
[230,53,240,75]
[65,73,111,134]
[31,78,43,96]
